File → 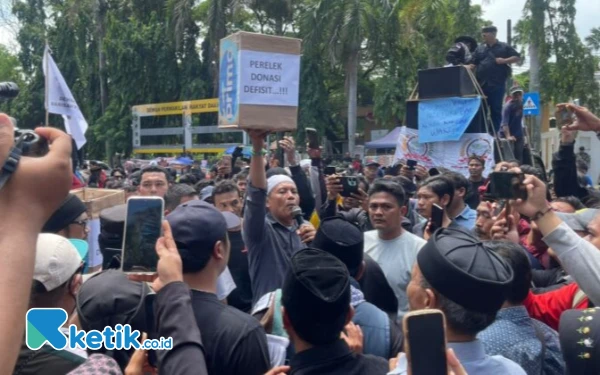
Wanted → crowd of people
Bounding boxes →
[3,103,600,375]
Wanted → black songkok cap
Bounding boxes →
[559,308,600,375]
[312,217,363,276]
[417,228,513,314]
[42,194,87,233]
[482,25,498,33]
[282,248,351,345]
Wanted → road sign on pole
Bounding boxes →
[523,92,540,116]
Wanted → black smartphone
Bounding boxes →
[430,204,444,232]
[429,167,440,176]
[306,127,319,149]
[489,172,528,200]
[403,310,448,375]
[407,159,417,170]
[340,176,359,197]
[121,197,164,273]
[324,166,337,176]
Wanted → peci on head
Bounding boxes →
[166,200,230,276]
[416,176,455,218]
[281,248,352,346]
[212,180,242,217]
[164,184,198,214]
[138,166,170,198]
[407,229,512,337]
[312,217,364,280]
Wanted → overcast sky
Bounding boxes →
[472,0,599,40]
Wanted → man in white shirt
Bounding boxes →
[364,180,426,320]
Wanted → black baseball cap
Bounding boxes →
[166,200,228,265]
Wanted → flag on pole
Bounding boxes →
[43,45,88,149]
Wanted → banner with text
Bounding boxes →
[239,51,300,107]
[394,126,495,178]
[418,97,481,143]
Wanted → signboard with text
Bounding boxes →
[218,32,302,131]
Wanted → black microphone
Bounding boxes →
[0,82,19,99]
[292,206,304,228]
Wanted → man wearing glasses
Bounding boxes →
[15,234,89,374]
[42,193,89,241]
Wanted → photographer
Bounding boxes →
[468,26,521,133]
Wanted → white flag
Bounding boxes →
[43,45,88,149]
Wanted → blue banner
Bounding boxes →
[418,97,481,143]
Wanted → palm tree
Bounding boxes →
[586,27,600,52]
[302,0,390,155]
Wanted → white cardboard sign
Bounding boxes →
[239,50,300,107]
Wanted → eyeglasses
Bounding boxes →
[72,219,88,228]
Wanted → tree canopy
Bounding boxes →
[0,0,598,159]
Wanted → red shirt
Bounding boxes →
[524,282,589,330]
[72,174,85,189]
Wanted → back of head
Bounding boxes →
[443,171,470,195]
[166,200,228,274]
[368,179,407,207]
[282,248,351,345]
[485,241,532,305]
[392,176,416,198]
[99,204,127,269]
[312,217,364,278]
[417,229,513,336]
[165,183,198,212]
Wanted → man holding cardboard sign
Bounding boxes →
[242,130,316,304]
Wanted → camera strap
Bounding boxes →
[0,137,25,191]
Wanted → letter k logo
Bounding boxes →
[26,308,68,350]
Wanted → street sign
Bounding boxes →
[523,92,540,116]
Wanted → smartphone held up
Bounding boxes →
[120,197,164,274]
[403,310,448,375]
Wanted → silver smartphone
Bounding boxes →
[120,197,164,274]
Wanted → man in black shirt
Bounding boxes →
[167,200,270,375]
[282,248,389,375]
[469,26,521,134]
[465,155,488,209]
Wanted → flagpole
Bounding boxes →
[44,43,49,127]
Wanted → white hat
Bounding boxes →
[34,234,88,291]
[267,175,296,196]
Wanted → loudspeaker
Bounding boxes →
[418,66,477,99]
[406,99,487,134]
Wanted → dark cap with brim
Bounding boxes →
[282,248,351,345]
[166,199,227,257]
[42,194,87,233]
[417,228,513,314]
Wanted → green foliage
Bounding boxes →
[514,0,599,111]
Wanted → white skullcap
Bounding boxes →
[267,175,295,196]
